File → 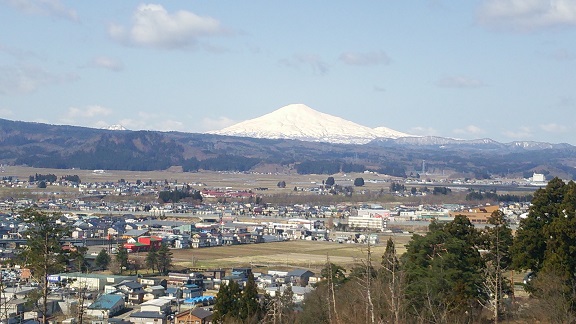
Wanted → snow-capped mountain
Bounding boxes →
[209,104,412,144]
[103,124,127,131]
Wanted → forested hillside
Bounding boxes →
[1,118,576,179]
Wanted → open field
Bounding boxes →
[166,234,413,272]
[1,166,398,191]
[0,166,535,205]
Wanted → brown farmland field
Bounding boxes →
[169,234,413,272]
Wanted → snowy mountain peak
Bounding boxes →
[274,103,317,115]
[208,104,413,144]
[103,124,127,131]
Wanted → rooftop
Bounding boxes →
[87,294,123,310]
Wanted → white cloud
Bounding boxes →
[156,120,185,131]
[200,116,236,132]
[109,4,227,49]
[409,126,439,136]
[60,105,113,126]
[0,44,37,60]
[0,108,13,118]
[503,126,533,139]
[0,65,77,95]
[88,56,124,72]
[478,0,576,31]
[3,0,78,21]
[92,120,111,129]
[436,75,486,88]
[339,50,391,66]
[118,112,188,132]
[540,123,568,133]
[453,125,485,136]
[117,118,147,131]
[279,54,330,75]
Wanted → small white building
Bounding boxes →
[58,272,137,292]
[532,173,546,184]
[129,298,171,324]
[140,298,171,314]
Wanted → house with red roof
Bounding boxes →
[124,236,163,252]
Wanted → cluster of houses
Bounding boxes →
[0,199,531,263]
[0,171,536,239]
[0,265,319,323]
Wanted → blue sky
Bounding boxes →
[1,1,576,144]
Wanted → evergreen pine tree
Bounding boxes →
[146,245,158,273]
[214,282,231,322]
[156,243,173,275]
[16,208,70,324]
[403,215,485,321]
[94,248,111,270]
[115,246,129,274]
[239,273,261,322]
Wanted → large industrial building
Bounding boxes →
[348,208,390,231]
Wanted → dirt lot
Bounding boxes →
[168,235,413,272]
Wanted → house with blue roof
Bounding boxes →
[182,283,203,299]
[183,295,215,306]
[85,294,125,318]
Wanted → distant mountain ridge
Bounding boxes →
[0,117,575,179]
[210,104,570,150]
[209,104,412,144]
[371,136,573,150]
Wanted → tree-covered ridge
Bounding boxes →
[1,118,576,177]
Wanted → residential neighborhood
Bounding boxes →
[0,171,543,323]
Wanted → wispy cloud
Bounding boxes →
[59,105,114,128]
[339,50,391,66]
[114,112,236,132]
[86,56,124,72]
[477,0,576,31]
[0,44,38,60]
[279,53,330,75]
[3,0,78,21]
[540,123,568,133]
[503,126,533,139]
[109,4,228,49]
[0,108,13,118]
[0,65,77,95]
[453,125,485,136]
[436,75,486,88]
[65,105,112,119]
[373,85,386,92]
[118,112,188,132]
[200,116,236,132]
[409,126,439,136]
